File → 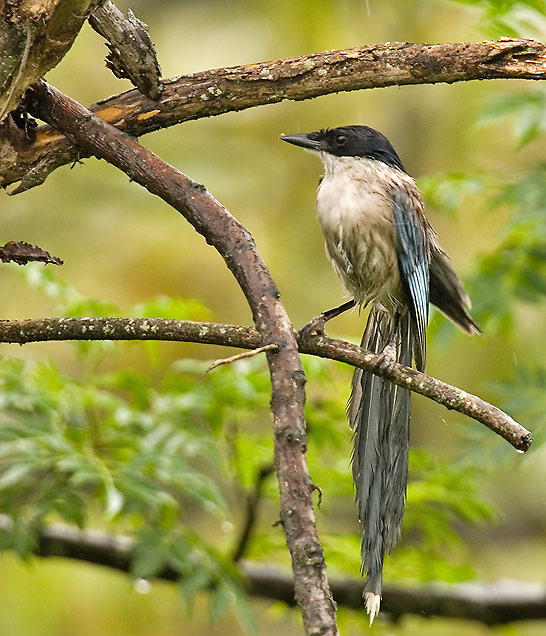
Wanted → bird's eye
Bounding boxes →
[336,134,347,145]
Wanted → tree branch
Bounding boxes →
[24,81,338,636]
[232,463,275,562]
[7,519,544,625]
[2,38,544,192]
[88,1,163,100]
[0,317,531,451]
[250,568,546,625]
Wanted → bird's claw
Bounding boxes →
[298,314,327,339]
[373,342,397,373]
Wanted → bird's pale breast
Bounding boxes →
[316,156,403,308]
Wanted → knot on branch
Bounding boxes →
[294,540,326,569]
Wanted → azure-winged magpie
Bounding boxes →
[282,125,480,623]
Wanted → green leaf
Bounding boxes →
[0,463,36,490]
[131,529,167,579]
[479,90,546,148]
[449,0,546,38]
[105,484,125,518]
[210,582,235,623]
[179,566,212,608]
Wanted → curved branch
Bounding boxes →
[24,81,337,636]
[0,317,531,451]
[14,519,546,625]
[2,38,545,192]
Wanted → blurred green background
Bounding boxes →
[0,0,545,634]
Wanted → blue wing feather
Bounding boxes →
[391,186,429,371]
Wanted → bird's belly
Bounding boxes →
[325,227,401,306]
[316,178,401,306]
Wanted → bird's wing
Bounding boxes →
[429,244,481,335]
[391,185,429,371]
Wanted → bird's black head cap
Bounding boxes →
[282,125,406,172]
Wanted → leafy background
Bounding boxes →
[0,0,545,634]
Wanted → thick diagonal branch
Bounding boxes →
[0,317,531,451]
[24,81,338,636]
[2,38,544,192]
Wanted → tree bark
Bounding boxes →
[0,0,101,120]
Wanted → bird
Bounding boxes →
[281,126,480,624]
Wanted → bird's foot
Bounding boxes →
[373,342,397,373]
[299,300,357,339]
[298,314,328,339]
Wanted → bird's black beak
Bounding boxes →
[281,132,323,151]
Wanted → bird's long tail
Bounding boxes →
[348,307,412,624]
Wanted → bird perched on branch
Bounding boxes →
[281,126,480,624]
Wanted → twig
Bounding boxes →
[232,464,275,562]
[2,518,543,625]
[26,81,338,636]
[207,343,277,371]
[3,38,545,192]
[0,317,531,451]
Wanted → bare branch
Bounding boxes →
[89,1,163,100]
[0,317,531,451]
[7,518,544,625]
[24,81,338,635]
[309,334,531,452]
[250,567,546,625]
[2,38,545,192]
[0,316,259,348]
